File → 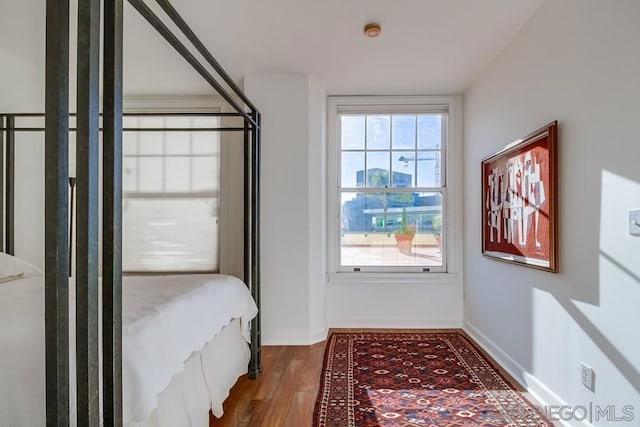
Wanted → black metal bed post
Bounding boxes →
[245,112,261,378]
[243,119,252,376]
[75,0,102,423]
[5,115,14,255]
[0,115,4,252]
[103,0,124,425]
[243,118,251,298]
[44,0,70,424]
[249,112,262,378]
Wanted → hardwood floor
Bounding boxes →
[210,329,553,427]
[210,341,327,427]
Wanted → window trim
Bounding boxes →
[327,95,463,281]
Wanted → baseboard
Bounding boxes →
[328,316,462,329]
[262,326,328,346]
[309,326,329,344]
[463,321,587,427]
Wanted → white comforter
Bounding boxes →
[0,274,258,426]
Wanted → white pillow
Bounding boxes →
[0,252,42,281]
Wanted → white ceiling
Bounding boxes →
[123,0,543,96]
[0,0,543,98]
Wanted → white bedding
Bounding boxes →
[0,273,258,426]
[131,318,250,427]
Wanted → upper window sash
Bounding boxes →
[337,113,447,191]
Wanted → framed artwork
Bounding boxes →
[481,121,558,272]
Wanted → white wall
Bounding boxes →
[327,279,462,328]
[246,74,464,340]
[244,74,327,345]
[0,48,43,113]
[464,0,640,424]
[0,0,46,267]
[307,77,328,340]
[0,0,44,113]
[13,134,45,267]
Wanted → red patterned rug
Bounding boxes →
[313,332,552,426]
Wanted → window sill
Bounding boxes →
[326,272,460,285]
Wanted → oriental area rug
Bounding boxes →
[313,332,552,427]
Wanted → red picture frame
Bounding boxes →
[481,121,558,272]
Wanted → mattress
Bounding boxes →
[0,273,258,426]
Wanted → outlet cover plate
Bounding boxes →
[630,209,640,236]
[581,363,595,391]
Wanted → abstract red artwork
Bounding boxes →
[481,122,558,272]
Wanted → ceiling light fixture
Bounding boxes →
[364,23,381,38]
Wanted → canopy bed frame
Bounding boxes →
[0,0,261,425]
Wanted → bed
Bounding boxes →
[1,0,261,423]
[0,253,257,426]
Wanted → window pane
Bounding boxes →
[123,115,138,129]
[138,117,165,154]
[341,152,364,187]
[165,157,190,192]
[193,131,219,155]
[192,116,218,128]
[192,117,220,154]
[340,191,443,267]
[366,152,390,188]
[138,116,164,128]
[123,130,138,155]
[341,116,365,149]
[139,132,164,155]
[122,197,218,272]
[164,116,191,128]
[366,116,390,149]
[192,156,218,191]
[417,115,442,149]
[138,157,163,192]
[392,151,415,187]
[416,152,441,187]
[165,117,192,155]
[123,157,138,192]
[392,115,415,149]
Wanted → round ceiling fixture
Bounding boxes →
[364,23,381,38]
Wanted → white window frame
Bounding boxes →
[327,95,463,283]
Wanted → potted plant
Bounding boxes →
[394,208,416,252]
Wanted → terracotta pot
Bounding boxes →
[394,233,414,252]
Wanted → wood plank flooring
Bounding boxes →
[210,341,326,427]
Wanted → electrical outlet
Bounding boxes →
[630,209,640,237]
[581,363,595,391]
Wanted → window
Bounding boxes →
[328,96,459,275]
[122,114,220,273]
